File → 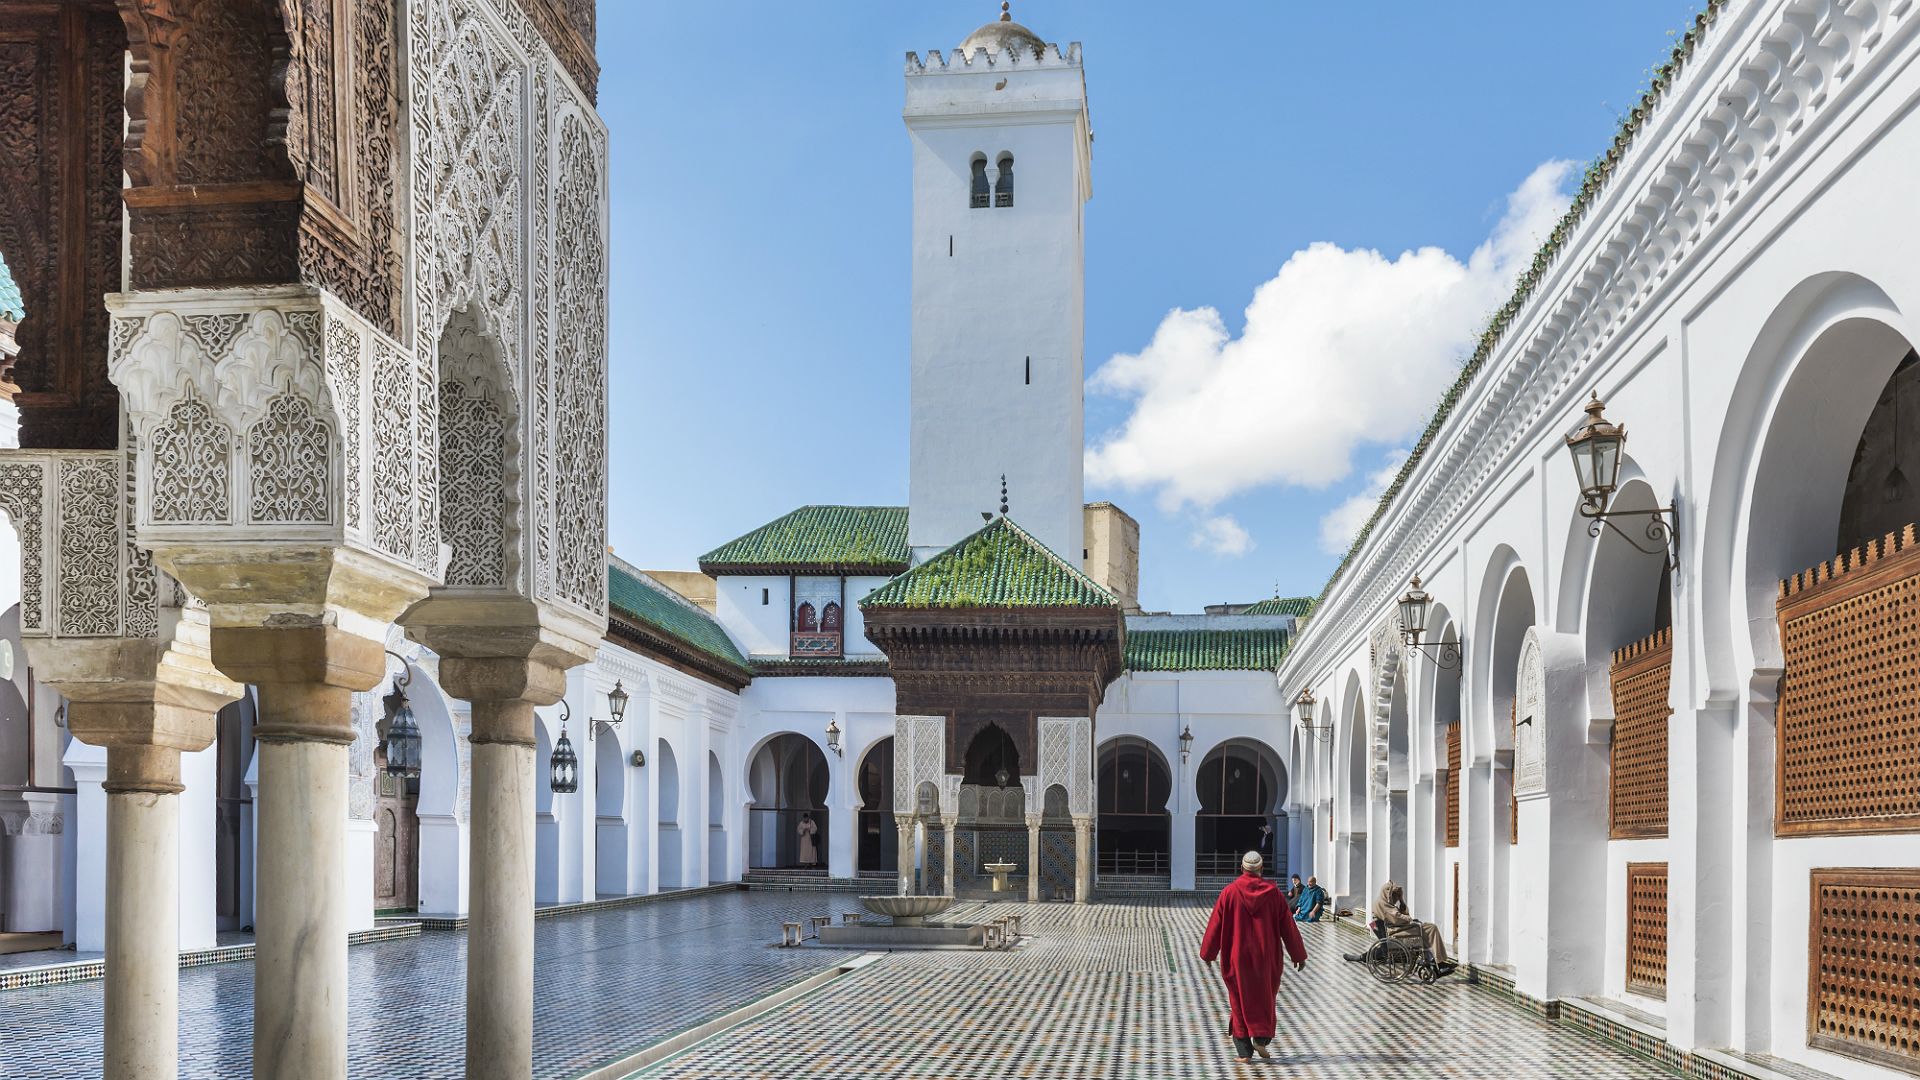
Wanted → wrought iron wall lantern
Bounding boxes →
[826,718,843,757]
[1178,723,1194,765]
[380,650,422,778]
[585,679,630,741]
[549,700,579,794]
[1396,577,1462,671]
[1293,688,1332,742]
[1565,392,1679,570]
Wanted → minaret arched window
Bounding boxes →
[994,154,1014,207]
[970,156,990,208]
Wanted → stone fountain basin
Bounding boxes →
[983,862,1017,871]
[859,895,955,927]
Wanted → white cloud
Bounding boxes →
[1087,161,1578,520]
[1318,450,1409,555]
[1190,514,1254,557]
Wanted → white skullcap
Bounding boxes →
[1241,850,1263,871]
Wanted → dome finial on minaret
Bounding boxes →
[1000,2,1012,22]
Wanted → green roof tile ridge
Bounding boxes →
[861,516,1118,610]
[699,505,909,570]
[607,558,749,672]
[1124,627,1291,672]
[1244,596,1315,617]
[1312,2,1727,616]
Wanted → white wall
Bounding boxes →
[1271,3,1920,1072]
[905,46,1088,561]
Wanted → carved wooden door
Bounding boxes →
[373,751,419,911]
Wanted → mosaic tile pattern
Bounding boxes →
[0,891,854,1079]
[632,897,1685,1080]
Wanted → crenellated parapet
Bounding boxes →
[905,40,1082,75]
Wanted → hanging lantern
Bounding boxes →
[1293,688,1316,727]
[825,718,843,757]
[549,725,579,794]
[1397,576,1431,643]
[607,679,629,725]
[1565,392,1626,513]
[379,658,422,780]
[1178,723,1194,765]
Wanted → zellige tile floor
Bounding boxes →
[0,890,1681,1078]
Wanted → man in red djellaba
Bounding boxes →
[1200,850,1309,1062]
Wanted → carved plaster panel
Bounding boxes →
[1038,716,1092,815]
[106,291,437,578]
[0,450,158,640]
[894,714,945,816]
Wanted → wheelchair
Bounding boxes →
[1359,918,1445,984]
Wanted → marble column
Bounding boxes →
[1025,813,1041,903]
[103,748,183,1080]
[213,626,385,1080]
[896,817,916,895]
[31,626,236,1080]
[940,814,957,897]
[437,656,566,1080]
[1072,815,1093,904]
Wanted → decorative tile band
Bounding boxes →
[0,922,423,992]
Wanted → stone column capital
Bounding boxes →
[1025,814,1042,830]
[208,623,386,744]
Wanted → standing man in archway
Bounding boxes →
[1201,851,1308,1062]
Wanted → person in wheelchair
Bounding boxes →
[1371,880,1456,975]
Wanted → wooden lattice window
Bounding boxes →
[1626,862,1668,999]
[1609,628,1672,840]
[1444,722,1461,848]
[1777,525,1920,836]
[1809,868,1920,1073]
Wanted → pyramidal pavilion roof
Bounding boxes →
[699,505,910,576]
[862,515,1118,611]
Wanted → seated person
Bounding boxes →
[1286,874,1304,906]
[1372,880,1455,974]
[1292,875,1328,922]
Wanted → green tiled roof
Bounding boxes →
[0,252,21,321]
[608,562,749,673]
[699,506,909,574]
[862,516,1118,611]
[1125,628,1291,672]
[1244,596,1315,617]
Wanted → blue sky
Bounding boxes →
[600,1,1703,613]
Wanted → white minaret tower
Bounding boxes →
[904,5,1090,563]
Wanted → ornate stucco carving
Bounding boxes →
[0,450,159,640]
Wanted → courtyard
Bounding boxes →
[7,889,1684,1079]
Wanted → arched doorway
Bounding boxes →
[707,751,726,884]
[1195,739,1286,879]
[594,733,626,899]
[856,738,896,875]
[746,733,829,872]
[1096,737,1171,879]
[371,710,419,914]
[951,723,1028,897]
[656,739,681,889]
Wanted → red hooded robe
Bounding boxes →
[1200,871,1308,1040]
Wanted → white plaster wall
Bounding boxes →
[1269,3,1920,1068]
[905,55,1088,561]
[713,575,790,657]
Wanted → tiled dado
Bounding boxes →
[0,923,422,992]
[410,883,744,931]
